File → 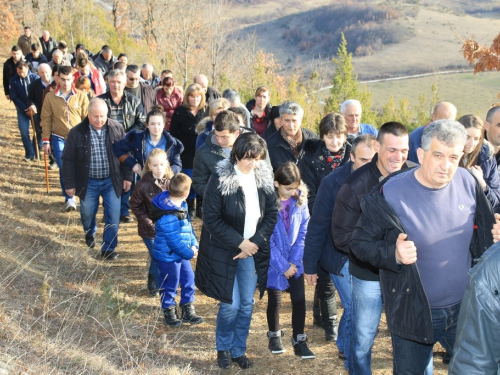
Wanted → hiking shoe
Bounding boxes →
[163,305,182,328]
[147,274,158,297]
[85,234,95,248]
[65,197,77,212]
[23,157,35,162]
[231,355,252,369]
[49,161,58,170]
[181,302,204,325]
[101,251,119,260]
[292,334,315,359]
[267,330,286,354]
[120,215,134,223]
[217,350,231,369]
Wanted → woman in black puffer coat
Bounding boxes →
[195,133,277,370]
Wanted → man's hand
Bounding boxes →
[65,188,76,197]
[395,233,417,265]
[6,95,10,101]
[492,213,500,243]
[123,180,132,192]
[43,143,51,155]
[132,163,142,175]
[304,273,318,286]
[25,105,37,116]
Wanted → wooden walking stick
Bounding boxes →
[28,112,40,161]
[44,152,50,193]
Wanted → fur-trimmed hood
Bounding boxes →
[196,116,212,135]
[276,181,308,210]
[215,158,274,196]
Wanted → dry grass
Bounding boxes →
[0,59,449,374]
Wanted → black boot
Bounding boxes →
[181,302,204,325]
[147,274,158,297]
[186,199,195,220]
[312,288,322,327]
[163,305,182,327]
[195,196,203,219]
[321,297,338,342]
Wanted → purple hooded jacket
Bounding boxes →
[267,182,309,291]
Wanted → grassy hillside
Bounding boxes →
[366,71,500,119]
[228,0,500,80]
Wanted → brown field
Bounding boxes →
[0,57,452,373]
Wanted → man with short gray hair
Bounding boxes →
[141,63,160,87]
[62,98,133,260]
[222,88,251,127]
[340,99,378,138]
[350,119,495,374]
[265,101,318,171]
[194,73,221,105]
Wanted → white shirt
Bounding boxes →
[234,165,261,239]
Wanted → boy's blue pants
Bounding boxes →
[157,259,195,309]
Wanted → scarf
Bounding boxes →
[322,145,346,170]
[280,127,303,157]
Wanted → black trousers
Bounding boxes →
[267,274,306,340]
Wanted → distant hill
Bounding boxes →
[281,3,413,58]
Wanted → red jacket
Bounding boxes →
[156,86,183,131]
[73,68,106,96]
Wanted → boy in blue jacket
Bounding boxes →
[149,173,204,327]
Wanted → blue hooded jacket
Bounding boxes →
[267,183,309,291]
[150,191,198,262]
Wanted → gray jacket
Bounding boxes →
[449,241,500,374]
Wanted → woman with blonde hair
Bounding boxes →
[170,83,207,217]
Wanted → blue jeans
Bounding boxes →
[216,256,257,358]
[157,259,195,309]
[51,134,71,201]
[392,302,461,375]
[80,177,120,252]
[350,276,383,375]
[142,238,160,289]
[331,260,352,369]
[16,108,40,158]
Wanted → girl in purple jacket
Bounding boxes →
[266,162,314,359]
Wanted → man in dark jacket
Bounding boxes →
[9,61,40,161]
[93,46,117,75]
[484,106,500,171]
[266,101,318,171]
[3,45,25,100]
[39,31,57,60]
[62,98,133,260]
[332,121,415,375]
[192,111,243,199]
[194,74,221,106]
[125,65,157,114]
[98,69,146,223]
[303,134,377,368]
[350,120,495,374]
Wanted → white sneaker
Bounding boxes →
[65,198,77,212]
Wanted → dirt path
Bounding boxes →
[0,59,448,374]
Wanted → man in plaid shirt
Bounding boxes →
[62,98,133,260]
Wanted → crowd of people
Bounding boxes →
[5,27,500,374]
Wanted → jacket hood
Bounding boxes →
[196,117,213,135]
[150,191,187,222]
[479,139,495,163]
[215,158,275,196]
